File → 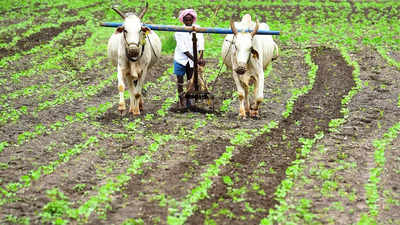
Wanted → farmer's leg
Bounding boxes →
[185,63,194,107]
[174,61,186,108]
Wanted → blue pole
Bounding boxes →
[100,22,280,35]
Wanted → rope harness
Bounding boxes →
[209,36,235,88]
[123,29,159,62]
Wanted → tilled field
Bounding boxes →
[0,1,399,225]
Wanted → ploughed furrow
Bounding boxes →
[0,20,86,60]
[278,47,400,224]
[377,134,400,224]
[187,47,355,224]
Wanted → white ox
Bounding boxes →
[222,14,278,118]
[107,4,161,115]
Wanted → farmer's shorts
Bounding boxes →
[173,61,187,76]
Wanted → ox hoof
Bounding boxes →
[238,113,247,120]
[118,107,125,115]
[118,103,126,111]
[129,108,141,116]
[250,110,260,119]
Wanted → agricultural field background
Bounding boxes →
[0,0,399,224]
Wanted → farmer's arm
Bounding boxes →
[183,32,205,65]
[184,52,194,61]
[184,51,205,66]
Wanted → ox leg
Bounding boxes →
[117,65,126,114]
[245,87,250,114]
[232,73,246,118]
[132,68,147,115]
[132,92,141,115]
[250,66,265,118]
[124,76,138,116]
[139,96,144,110]
[176,75,185,109]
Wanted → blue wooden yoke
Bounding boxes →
[100,22,280,35]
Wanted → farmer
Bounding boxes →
[174,9,205,109]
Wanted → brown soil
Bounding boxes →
[0,20,86,60]
[1,3,399,225]
[187,47,355,224]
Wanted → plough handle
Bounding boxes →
[192,32,199,92]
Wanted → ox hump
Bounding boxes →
[241,14,252,25]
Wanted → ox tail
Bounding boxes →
[272,42,279,61]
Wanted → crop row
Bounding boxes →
[7,50,277,223]
[0,60,172,208]
[359,122,400,224]
[0,0,103,31]
[4,65,181,222]
[2,1,398,224]
[0,99,115,202]
[39,131,174,224]
[0,24,105,102]
[261,41,367,223]
[0,20,116,127]
[0,65,114,126]
[263,40,398,224]
[191,48,316,224]
[156,49,312,224]
[0,0,111,70]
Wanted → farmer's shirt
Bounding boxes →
[174,24,204,68]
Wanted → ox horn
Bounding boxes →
[251,20,259,37]
[138,2,149,19]
[230,19,238,35]
[112,7,126,19]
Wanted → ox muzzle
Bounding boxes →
[127,44,140,58]
[235,66,246,75]
[234,62,247,75]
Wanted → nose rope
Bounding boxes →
[230,39,253,73]
[123,30,145,62]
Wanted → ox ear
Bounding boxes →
[141,26,150,33]
[251,47,259,59]
[116,26,125,33]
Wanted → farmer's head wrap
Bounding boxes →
[178,9,197,24]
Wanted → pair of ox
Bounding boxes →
[108,7,278,118]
